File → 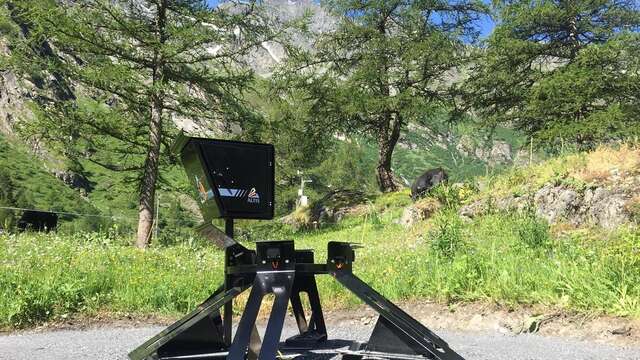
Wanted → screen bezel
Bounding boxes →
[192,137,275,220]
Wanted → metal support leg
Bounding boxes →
[290,288,308,333]
[128,285,245,360]
[285,274,328,348]
[228,271,295,360]
[259,279,292,359]
[304,275,327,336]
[224,219,235,346]
[333,271,464,360]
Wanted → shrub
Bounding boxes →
[430,184,460,209]
[516,211,551,249]
[625,196,640,225]
[429,210,466,258]
[279,206,312,232]
[429,182,477,210]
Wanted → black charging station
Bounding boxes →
[128,135,466,360]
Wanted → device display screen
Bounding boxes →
[200,141,274,219]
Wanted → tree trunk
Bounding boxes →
[136,1,167,248]
[136,94,163,248]
[376,142,397,192]
[376,112,402,192]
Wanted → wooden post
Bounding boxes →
[529,137,533,166]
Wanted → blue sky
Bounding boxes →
[478,15,496,38]
[205,0,496,37]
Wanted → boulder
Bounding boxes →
[310,189,370,225]
[582,188,629,229]
[399,198,441,227]
[488,140,513,166]
[534,185,581,224]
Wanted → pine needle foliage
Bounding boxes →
[274,0,488,192]
[4,0,280,246]
[467,0,640,148]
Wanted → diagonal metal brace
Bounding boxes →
[333,271,465,360]
[128,285,245,360]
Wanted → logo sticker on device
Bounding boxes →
[247,187,260,204]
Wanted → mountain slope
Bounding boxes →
[0,133,102,230]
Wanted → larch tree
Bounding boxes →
[467,0,640,147]
[274,0,487,192]
[5,0,279,247]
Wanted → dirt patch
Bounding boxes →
[0,312,177,334]
[334,301,640,348]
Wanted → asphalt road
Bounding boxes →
[2,322,640,360]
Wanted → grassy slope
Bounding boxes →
[0,111,522,234]
[391,123,523,183]
[472,143,640,205]
[3,144,640,329]
[0,134,100,225]
[0,232,223,328]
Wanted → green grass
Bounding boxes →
[0,134,105,231]
[0,232,223,329]
[3,195,640,329]
[0,134,99,216]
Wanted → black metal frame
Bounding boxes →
[129,220,465,360]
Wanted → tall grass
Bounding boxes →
[2,205,640,329]
[309,211,640,316]
[0,232,223,329]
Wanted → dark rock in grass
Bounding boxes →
[311,189,370,225]
[399,198,441,227]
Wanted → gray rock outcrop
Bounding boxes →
[311,189,369,225]
[456,135,514,166]
[489,141,513,166]
[534,185,581,224]
[581,188,629,229]
[460,183,632,229]
[0,70,29,137]
[52,170,93,196]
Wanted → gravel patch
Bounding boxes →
[1,321,640,360]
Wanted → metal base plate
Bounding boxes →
[339,349,432,360]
